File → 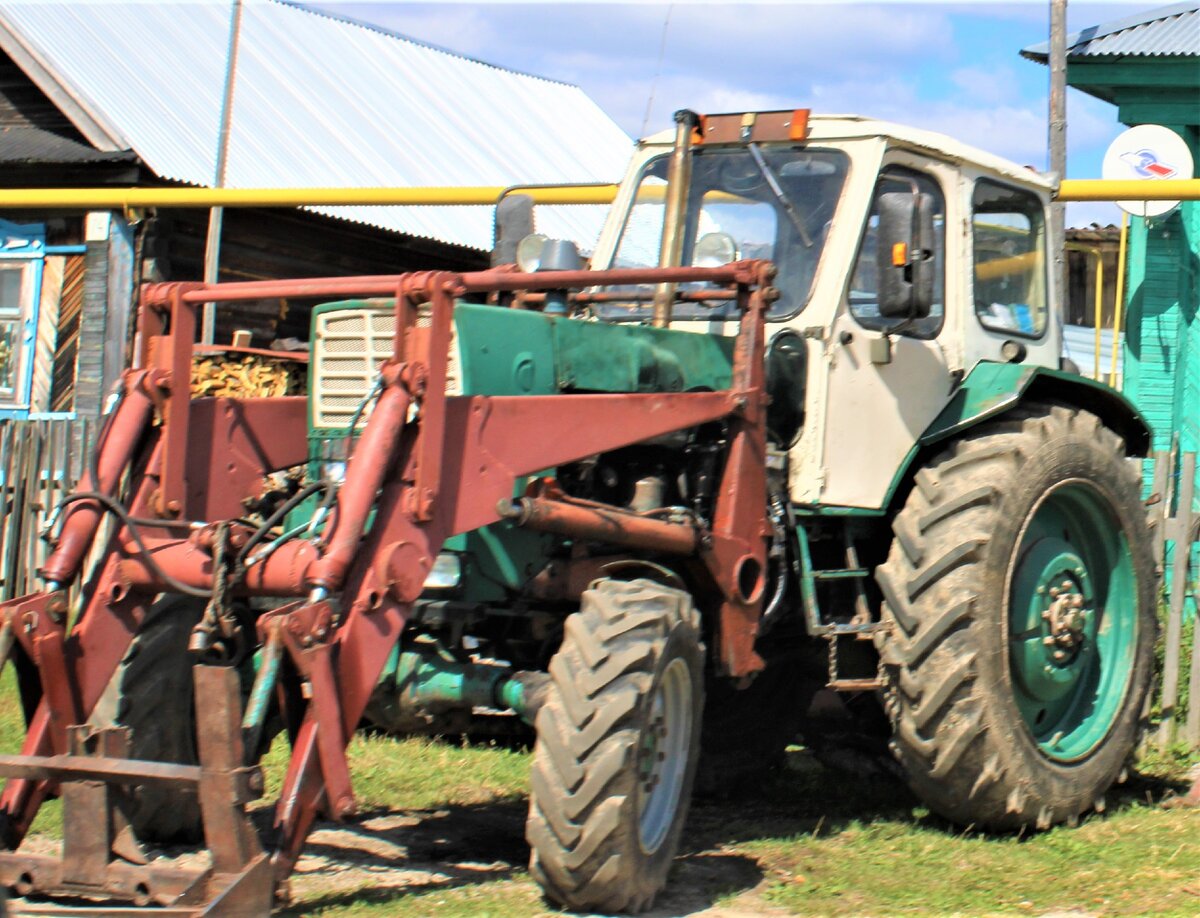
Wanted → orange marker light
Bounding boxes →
[788,109,810,141]
[891,242,908,266]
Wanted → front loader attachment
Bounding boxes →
[0,261,775,913]
[0,664,268,914]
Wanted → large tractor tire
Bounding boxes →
[112,596,206,843]
[527,578,704,914]
[875,405,1155,830]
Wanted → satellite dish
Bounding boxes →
[1102,124,1194,218]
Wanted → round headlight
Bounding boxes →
[693,231,738,268]
[516,233,548,273]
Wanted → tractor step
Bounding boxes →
[826,677,884,692]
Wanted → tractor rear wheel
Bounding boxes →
[526,578,704,914]
[875,405,1155,829]
[112,595,206,843]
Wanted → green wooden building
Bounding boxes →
[1025,2,1200,456]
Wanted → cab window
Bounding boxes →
[606,148,849,320]
[849,167,946,337]
[972,181,1047,338]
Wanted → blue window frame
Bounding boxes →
[0,218,46,417]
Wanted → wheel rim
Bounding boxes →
[1008,480,1139,762]
[636,657,693,854]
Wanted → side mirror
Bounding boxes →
[876,191,936,319]
[492,193,535,267]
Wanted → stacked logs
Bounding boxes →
[191,353,306,399]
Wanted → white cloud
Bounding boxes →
[319,0,1138,228]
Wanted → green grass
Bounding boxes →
[747,796,1200,916]
[259,730,530,811]
[3,667,1200,916]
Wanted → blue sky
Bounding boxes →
[322,2,1160,226]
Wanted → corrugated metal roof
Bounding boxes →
[1023,3,1200,60]
[0,125,135,164]
[0,1,633,251]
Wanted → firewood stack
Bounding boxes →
[191,353,306,398]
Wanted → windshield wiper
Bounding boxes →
[748,142,813,248]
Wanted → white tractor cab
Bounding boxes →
[582,110,1070,510]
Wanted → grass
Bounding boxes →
[2,667,1200,916]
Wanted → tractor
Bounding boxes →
[0,109,1155,915]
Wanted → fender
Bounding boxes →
[881,361,1151,512]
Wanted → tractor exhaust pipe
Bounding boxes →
[652,109,701,329]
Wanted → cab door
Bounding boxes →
[817,158,963,509]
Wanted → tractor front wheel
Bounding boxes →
[875,405,1156,829]
[526,578,704,914]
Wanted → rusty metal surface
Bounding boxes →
[161,263,762,304]
[0,259,776,911]
[0,853,203,909]
[193,666,264,880]
[700,267,775,677]
[502,494,698,555]
[184,397,308,522]
[0,753,199,786]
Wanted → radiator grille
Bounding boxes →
[311,303,459,431]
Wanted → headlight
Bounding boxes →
[423,552,462,590]
[516,233,548,272]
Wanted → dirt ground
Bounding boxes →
[5,803,782,917]
[286,803,786,917]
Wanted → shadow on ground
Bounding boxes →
[279,748,1195,916]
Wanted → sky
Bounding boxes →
[320,1,1165,227]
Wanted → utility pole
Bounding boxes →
[1049,0,1068,310]
[202,0,244,344]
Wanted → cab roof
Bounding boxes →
[640,113,1056,193]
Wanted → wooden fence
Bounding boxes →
[0,418,95,602]
[1150,449,1200,750]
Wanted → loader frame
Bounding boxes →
[0,261,774,913]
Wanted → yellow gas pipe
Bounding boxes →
[0,184,622,209]
[1110,214,1130,388]
[1058,179,1200,202]
[0,178,1196,210]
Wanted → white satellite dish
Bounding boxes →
[1102,124,1194,218]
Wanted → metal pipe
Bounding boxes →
[652,109,700,328]
[305,380,412,591]
[1049,0,1067,318]
[383,650,546,725]
[166,263,754,306]
[114,537,317,596]
[0,184,620,209]
[242,623,282,759]
[1110,213,1129,388]
[203,0,246,344]
[499,496,698,555]
[1058,179,1200,201]
[1,179,1199,210]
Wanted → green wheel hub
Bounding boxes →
[1008,481,1138,762]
